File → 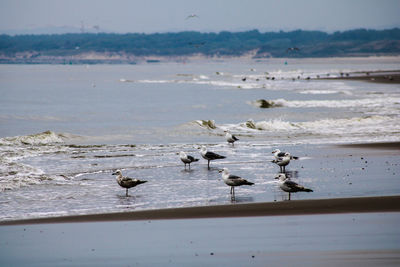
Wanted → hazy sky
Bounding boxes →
[0,0,399,34]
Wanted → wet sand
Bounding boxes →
[1,212,399,266]
[1,195,400,226]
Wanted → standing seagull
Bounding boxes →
[272,149,299,160]
[200,146,226,170]
[275,173,312,200]
[271,152,291,173]
[112,170,147,197]
[179,151,199,170]
[225,131,239,146]
[219,168,254,199]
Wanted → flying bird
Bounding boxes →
[219,168,254,199]
[179,151,199,169]
[112,170,147,197]
[200,146,226,170]
[188,42,206,48]
[286,47,300,53]
[186,14,199,20]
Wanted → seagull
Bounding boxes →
[112,170,147,197]
[271,152,291,173]
[219,167,254,198]
[185,14,199,20]
[286,47,300,53]
[275,173,312,200]
[225,131,239,146]
[188,42,206,48]
[179,151,199,169]
[272,149,299,160]
[200,146,226,170]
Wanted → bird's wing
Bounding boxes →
[205,151,225,159]
[283,180,303,191]
[187,155,198,161]
[232,135,239,141]
[277,152,286,157]
[228,174,242,180]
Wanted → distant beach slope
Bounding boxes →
[0,28,399,64]
[2,195,399,225]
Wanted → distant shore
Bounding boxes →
[0,53,399,65]
[2,195,399,226]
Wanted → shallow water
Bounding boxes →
[1,58,400,221]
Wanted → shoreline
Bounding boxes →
[318,70,400,84]
[336,141,400,149]
[2,195,399,226]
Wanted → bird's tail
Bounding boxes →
[302,188,313,192]
[193,158,200,162]
[292,156,299,160]
[217,155,226,159]
[245,181,254,186]
[137,180,148,185]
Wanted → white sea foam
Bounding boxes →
[193,115,400,140]
[0,131,67,146]
[255,97,400,109]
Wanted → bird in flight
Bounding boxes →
[186,14,199,20]
[286,47,300,53]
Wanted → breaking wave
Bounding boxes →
[250,97,400,110]
[192,115,400,139]
[0,131,70,146]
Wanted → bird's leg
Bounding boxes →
[126,189,128,197]
[188,163,191,170]
[282,166,285,173]
[208,160,210,170]
[288,192,291,201]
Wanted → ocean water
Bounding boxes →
[1,58,400,221]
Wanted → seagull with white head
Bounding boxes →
[219,167,254,198]
[112,170,147,197]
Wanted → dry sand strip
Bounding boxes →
[1,195,400,226]
[337,142,400,150]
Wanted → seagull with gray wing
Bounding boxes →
[179,151,199,169]
[112,170,147,197]
[275,173,312,200]
[200,146,226,170]
[219,167,254,199]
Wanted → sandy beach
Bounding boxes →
[1,211,399,266]
[1,195,399,225]
[1,142,399,266]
